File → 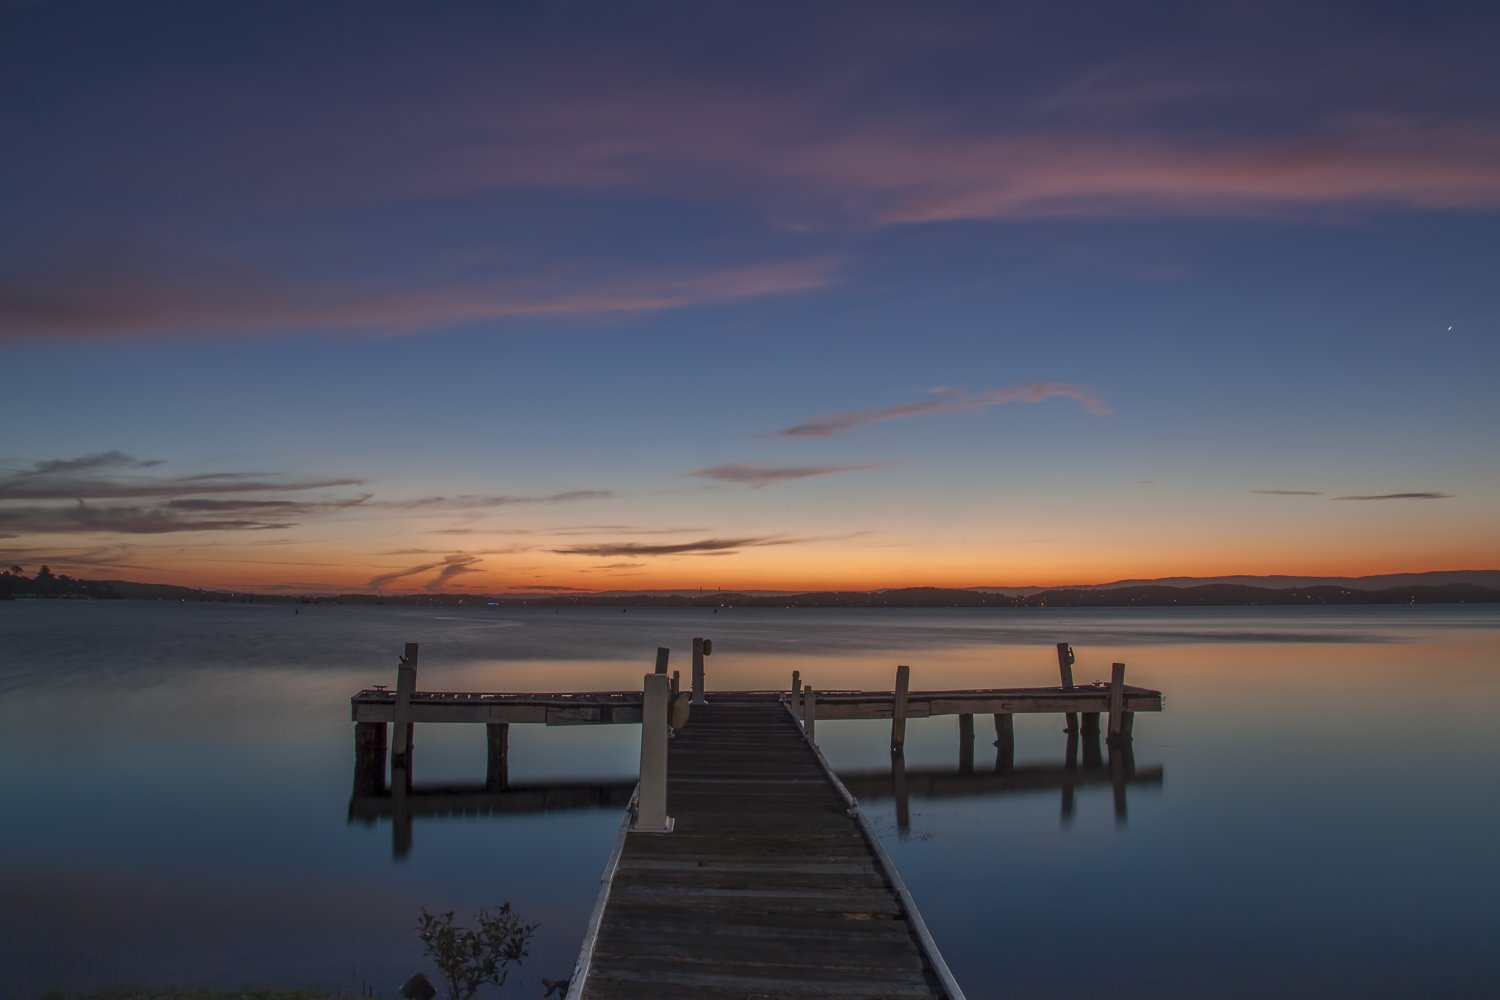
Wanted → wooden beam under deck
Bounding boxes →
[350,685,1163,725]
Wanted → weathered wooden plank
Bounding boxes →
[581,961,938,998]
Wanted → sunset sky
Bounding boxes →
[3,1,1497,594]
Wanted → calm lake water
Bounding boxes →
[2,601,1497,998]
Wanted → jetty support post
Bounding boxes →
[1061,730,1078,824]
[993,713,1015,771]
[792,670,803,721]
[1057,642,1078,734]
[670,670,680,697]
[353,721,387,796]
[891,664,910,752]
[635,673,674,833]
[691,637,711,706]
[1109,740,1135,826]
[1107,661,1131,745]
[486,723,509,791]
[392,774,412,858]
[958,713,974,774]
[391,642,418,768]
[805,684,817,744]
[891,751,910,837]
[654,647,670,675]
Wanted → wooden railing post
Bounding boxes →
[654,647,670,675]
[635,673,673,833]
[391,642,418,768]
[891,664,910,752]
[670,670,680,697]
[805,684,817,744]
[791,669,801,708]
[1056,642,1077,734]
[1107,661,1129,745]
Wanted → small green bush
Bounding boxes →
[415,905,536,1000]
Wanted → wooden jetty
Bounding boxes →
[348,640,1164,999]
[572,697,959,999]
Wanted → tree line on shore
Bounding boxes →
[0,565,121,600]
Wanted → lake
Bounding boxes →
[2,601,1497,998]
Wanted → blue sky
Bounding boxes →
[3,0,1497,592]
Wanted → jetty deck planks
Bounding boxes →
[578,700,953,999]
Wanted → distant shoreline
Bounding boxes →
[8,581,1498,608]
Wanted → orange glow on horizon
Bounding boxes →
[64,539,1500,595]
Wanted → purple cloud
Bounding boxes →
[553,536,800,558]
[1332,492,1452,501]
[778,384,1111,437]
[688,461,890,489]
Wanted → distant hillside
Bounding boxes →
[1073,570,1500,591]
[100,580,261,601]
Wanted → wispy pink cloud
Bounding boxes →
[379,491,613,511]
[778,384,1111,437]
[688,461,891,488]
[367,553,483,591]
[0,255,839,341]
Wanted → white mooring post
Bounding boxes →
[891,664,911,752]
[635,673,674,833]
[805,684,817,744]
[391,642,418,767]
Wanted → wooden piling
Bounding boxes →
[635,673,673,833]
[391,642,418,766]
[805,684,816,743]
[391,765,412,858]
[1107,661,1128,745]
[891,750,910,836]
[353,721,387,796]
[1057,642,1077,734]
[670,670,680,697]
[654,647,669,675]
[1061,730,1077,823]
[1109,742,1133,825]
[486,722,509,791]
[891,664,911,752]
[993,713,1014,771]
[958,713,974,774]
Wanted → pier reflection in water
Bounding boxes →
[349,725,1160,858]
[845,730,1162,837]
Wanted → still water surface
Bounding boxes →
[1,601,1497,998]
